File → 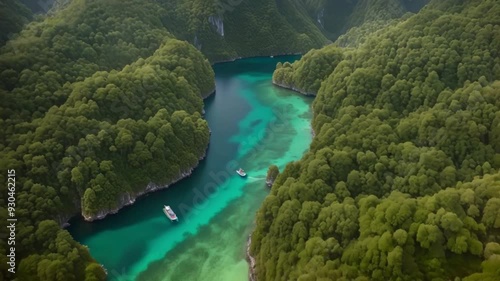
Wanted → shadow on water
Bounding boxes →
[68,91,243,237]
[67,55,307,281]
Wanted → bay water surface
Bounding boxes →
[68,55,312,281]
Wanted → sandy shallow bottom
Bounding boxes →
[68,56,312,281]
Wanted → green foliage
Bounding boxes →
[0,0,173,125]
[345,0,407,29]
[15,220,101,281]
[158,0,328,62]
[463,254,500,281]
[302,0,427,40]
[335,17,405,48]
[0,0,215,280]
[273,44,343,95]
[0,0,32,45]
[253,0,500,280]
[0,38,213,279]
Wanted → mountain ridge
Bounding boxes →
[253,0,500,280]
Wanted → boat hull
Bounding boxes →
[163,206,178,221]
[163,211,178,221]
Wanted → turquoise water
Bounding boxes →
[68,56,313,281]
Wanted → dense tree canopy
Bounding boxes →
[151,0,428,62]
[253,0,500,280]
[0,0,214,280]
[301,0,428,39]
[0,0,422,279]
[1,0,497,280]
[2,0,427,64]
[273,44,344,95]
[158,0,329,61]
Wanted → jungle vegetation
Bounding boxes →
[254,0,500,280]
[0,0,409,278]
[0,0,214,279]
[301,0,428,39]
[0,0,492,280]
[156,0,329,61]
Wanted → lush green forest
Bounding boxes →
[273,0,430,95]
[0,0,32,46]
[0,0,422,279]
[3,0,429,63]
[1,0,497,280]
[180,0,430,60]
[0,0,214,279]
[301,0,428,39]
[253,0,500,280]
[273,44,344,95]
[157,0,329,61]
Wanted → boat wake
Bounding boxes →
[247,176,265,181]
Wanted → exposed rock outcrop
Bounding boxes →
[246,235,257,281]
[82,151,207,221]
[209,15,224,36]
[272,81,316,96]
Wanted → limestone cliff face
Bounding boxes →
[82,171,192,221]
[82,149,207,222]
[208,15,224,37]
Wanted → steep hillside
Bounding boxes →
[2,0,430,62]
[303,0,429,40]
[253,0,500,280]
[273,44,344,95]
[0,0,214,280]
[0,0,32,45]
[159,0,328,61]
[0,0,487,280]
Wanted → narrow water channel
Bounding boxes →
[68,55,313,281]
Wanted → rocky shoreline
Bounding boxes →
[82,166,200,221]
[76,88,216,223]
[272,81,316,96]
[246,235,257,281]
[212,52,302,65]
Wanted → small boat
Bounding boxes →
[236,168,247,177]
[163,205,178,221]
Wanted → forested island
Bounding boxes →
[0,0,217,278]
[254,0,500,280]
[1,0,499,280]
[0,0,330,279]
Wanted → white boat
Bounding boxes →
[236,168,247,177]
[163,205,178,221]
